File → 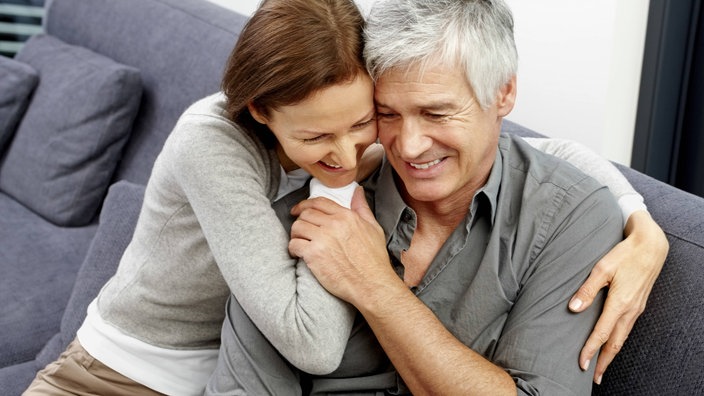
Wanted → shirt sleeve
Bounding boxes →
[494,182,623,395]
[523,137,648,224]
[169,112,354,375]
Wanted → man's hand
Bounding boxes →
[288,187,396,306]
[569,211,668,384]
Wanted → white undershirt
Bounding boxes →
[78,301,218,396]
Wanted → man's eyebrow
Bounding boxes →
[375,100,457,111]
[420,101,457,112]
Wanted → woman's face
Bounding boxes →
[251,73,377,188]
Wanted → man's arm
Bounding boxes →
[524,137,669,382]
[290,177,624,394]
[570,210,668,383]
[289,188,515,394]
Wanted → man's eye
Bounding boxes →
[377,112,397,119]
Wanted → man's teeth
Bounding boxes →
[409,159,441,170]
[322,161,342,169]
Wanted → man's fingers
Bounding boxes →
[350,186,375,222]
[288,237,308,259]
[290,214,320,240]
[291,196,346,216]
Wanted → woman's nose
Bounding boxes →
[332,137,359,170]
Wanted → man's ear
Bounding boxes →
[247,102,268,124]
[496,75,517,117]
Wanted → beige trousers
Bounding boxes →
[23,339,165,396]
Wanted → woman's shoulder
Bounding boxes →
[168,93,268,158]
[158,93,280,194]
[182,92,229,120]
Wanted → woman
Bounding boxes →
[25,1,374,395]
[26,0,662,395]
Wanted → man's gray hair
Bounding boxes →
[364,0,518,109]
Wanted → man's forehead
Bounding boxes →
[375,75,469,111]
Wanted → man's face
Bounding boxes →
[374,62,513,207]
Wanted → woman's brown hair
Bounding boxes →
[222,0,367,148]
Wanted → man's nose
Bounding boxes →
[398,119,431,158]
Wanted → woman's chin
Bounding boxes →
[312,173,356,188]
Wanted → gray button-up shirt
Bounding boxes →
[301,134,623,395]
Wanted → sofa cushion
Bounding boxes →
[0,182,143,391]
[0,192,97,368]
[0,56,38,154]
[45,0,248,185]
[0,34,142,227]
[0,360,39,396]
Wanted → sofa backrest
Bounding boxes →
[43,0,248,185]
[592,165,704,395]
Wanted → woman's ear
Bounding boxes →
[247,103,268,124]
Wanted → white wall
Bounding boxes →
[204,0,372,15]
[506,0,649,165]
[207,0,649,165]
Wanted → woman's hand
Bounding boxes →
[570,211,668,384]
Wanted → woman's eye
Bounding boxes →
[352,118,375,129]
[303,135,327,143]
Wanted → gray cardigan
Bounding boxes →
[93,93,354,373]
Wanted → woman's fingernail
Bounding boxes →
[570,298,583,311]
[596,374,603,385]
[582,359,590,371]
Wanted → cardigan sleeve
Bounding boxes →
[169,104,354,375]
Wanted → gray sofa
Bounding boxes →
[0,0,701,395]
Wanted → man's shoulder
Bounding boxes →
[496,134,622,270]
[500,133,606,200]
[497,133,621,232]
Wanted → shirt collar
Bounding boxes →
[374,159,409,244]
[374,138,506,239]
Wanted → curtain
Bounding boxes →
[632,0,704,198]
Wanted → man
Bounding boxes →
[207,0,668,394]
[286,0,667,394]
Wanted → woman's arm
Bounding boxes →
[525,137,668,383]
[170,100,354,375]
